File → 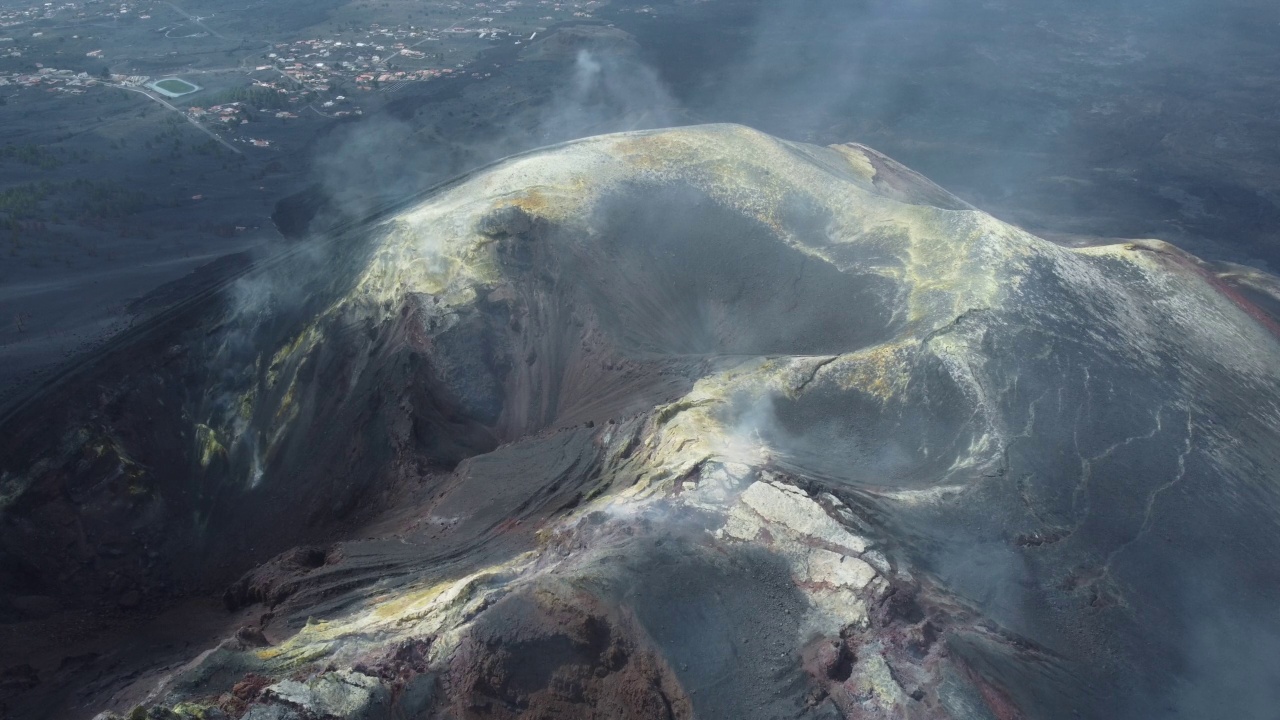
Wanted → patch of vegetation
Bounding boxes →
[0,143,64,170]
[0,178,149,223]
[193,139,226,156]
[0,181,54,219]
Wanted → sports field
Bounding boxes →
[150,78,200,97]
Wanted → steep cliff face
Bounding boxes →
[3,125,1280,719]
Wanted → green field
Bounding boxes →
[152,78,200,97]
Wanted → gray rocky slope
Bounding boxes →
[3,125,1280,719]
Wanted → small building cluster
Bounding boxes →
[0,66,99,93]
[188,102,247,124]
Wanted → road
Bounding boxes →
[162,1,226,40]
[108,83,243,155]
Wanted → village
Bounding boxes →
[0,0,612,151]
[0,0,90,27]
[0,66,102,93]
